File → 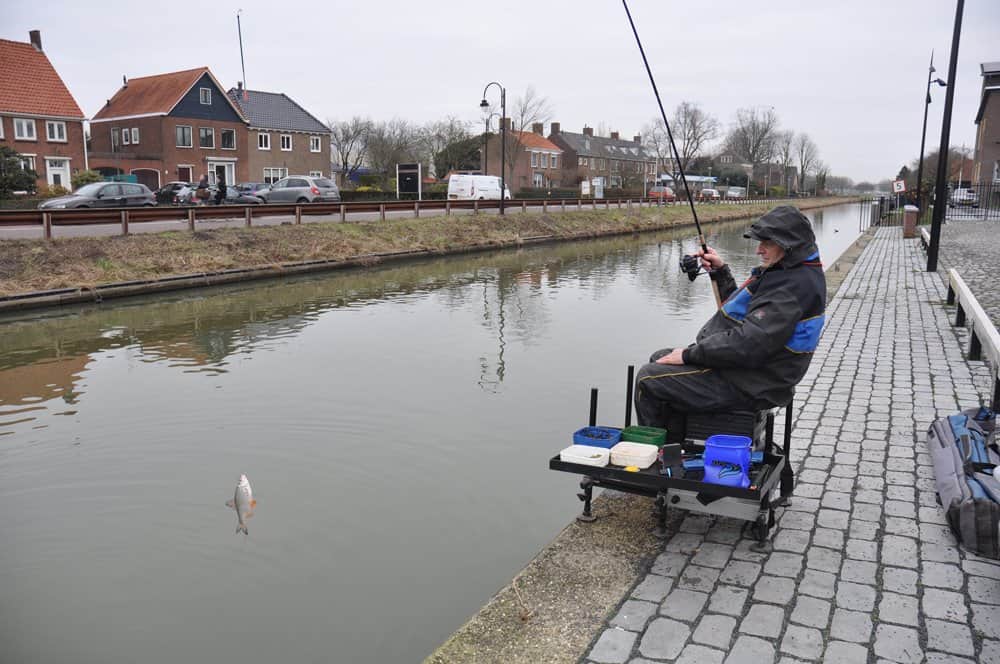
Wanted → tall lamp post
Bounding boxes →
[915,51,948,213]
[482,111,500,176]
[480,81,506,215]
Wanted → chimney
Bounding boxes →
[610,131,620,140]
[123,75,128,88]
[550,122,560,135]
[29,30,42,52]
[531,122,544,135]
[583,126,594,137]
[634,134,642,144]
[501,117,512,131]
[237,81,244,92]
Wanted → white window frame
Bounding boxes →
[310,136,322,152]
[532,172,544,187]
[45,120,67,142]
[0,118,4,140]
[14,118,36,140]
[176,125,193,148]
[551,154,558,169]
[263,167,288,184]
[220,128,236,150]
[309,170,323,177]
[19,154,36,171]
[540,153,549,169]
[199,127,215,149]
[530,151,538,167]
[280,134,292,151]
[121,127,130,145]
[199,88,212,105]
[258,133,271,150]
[131,128,140,144]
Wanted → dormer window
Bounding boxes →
[200,88,212,105]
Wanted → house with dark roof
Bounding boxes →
[483,121,564,192]
[0,31,87,191]
[973,61,1000,185]
[90,67,249,189]
[547,123,657,190]
[227,83,332,184]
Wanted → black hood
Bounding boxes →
[743,206,819,267]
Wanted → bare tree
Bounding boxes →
[482,86,552,182]
[328,116,371,185]
[419,117,471,178]
[642,118,672,177]
[672,102,720,175]
[365,119,423,188]
[773,130,795,192]
[724,106,780,173]
[813,161,830,194]
[794,133,819,193]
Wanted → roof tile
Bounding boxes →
[226,88,329,134]
[91,67,208,120]
[0,39,84,118]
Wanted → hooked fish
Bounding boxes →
[225,474,256,535]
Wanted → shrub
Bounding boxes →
[71,169,103,189]
[37,184,70,198]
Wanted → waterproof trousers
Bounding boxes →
[634,348,756,431]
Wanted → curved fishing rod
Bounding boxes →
[622,0,721,306]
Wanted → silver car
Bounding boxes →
[259,176,340,203]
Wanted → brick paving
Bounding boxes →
[583,227,999,663]
[937,219,1000,328]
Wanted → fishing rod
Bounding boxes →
[622,0,721,307]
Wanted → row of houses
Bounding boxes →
[0,30,330,192]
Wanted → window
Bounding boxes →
[199,128,215,148]
[263,167,287,184]
[578,157,587,167]
[721,155,733,164]
[280,134,292,151]
[533,173,544,187]
[0,119,4,139]
[14,118,36,140]
[221,129,236,150]
[309,170,323,177]
[46,121,67,142]
[19,155,36,171]
[131,128,140,144]
[176,125,193,148]
[200,88,212,105]
[258,133,270,150]
[121,127,130,145]
[540,154,549,168]
[530,152,538,167]
[551,154,558,169]
[310,136,322,152]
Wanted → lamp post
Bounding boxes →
[480,81,506,215]
[482,111,500,176]
[915,50,948,213]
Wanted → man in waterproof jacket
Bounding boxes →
[634,205,826,432]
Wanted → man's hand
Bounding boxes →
[655,348,686,365]
[695,245,725,271]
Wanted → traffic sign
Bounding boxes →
[892,179,906,193]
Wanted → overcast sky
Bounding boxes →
[6,1,998,183]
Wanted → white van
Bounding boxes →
[447,174,512,201]
[725,186,747,199]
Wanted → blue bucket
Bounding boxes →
[702,434,752,488]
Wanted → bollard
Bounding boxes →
[245,206,252,227]
[473,200,479,215]
[577,199,582,211]
[43,212,52,240]
[188,208,195,231]
[902,204,918,239]
[445,201,451,216]
[521,200,526,213]
[380,203,386,221]
[542,199,547,213]
[340,203,346,222]
[561,200,566,213]
[121,210,129,236]
[295,205,302,225]
[414,201,419,218]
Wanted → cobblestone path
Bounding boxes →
[938,219,1000,329]
[582,227,999,664]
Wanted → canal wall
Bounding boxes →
[0,198,857,315]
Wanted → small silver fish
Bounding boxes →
[225,474,256,535]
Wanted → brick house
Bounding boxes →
[482,121,563,192]
[227,83,332,184]
[547,123,657,190]
[90,67,249,190]
[973,61,1000,185]
[0,31,87,191]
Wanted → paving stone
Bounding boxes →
[763,552,804,578]
[845,538,878,561]
[753,575,796,605]
[925,619,975,657]
[784,497,820,513]
[666,533,705,554]
[981,639,1000,664]
[632,574,674,602]
[879,592,919,627]
[840,559,877,585]
[874,624,924,664]
[777,511,816,531]
[885,500,916,519]
[830,608,873,643]
[919,506,950,525]
[792,482,824,498]
[674,643,725,664]
[884,516,920,537]
[638,618,691,660]
[799,569,837,599]
[852,502,883,522]
[739,603,785,638]
[723,635,775,664]
[676,565,720,593]
[921,543,961,564]
[822,491,852,511]
[921,562,965,590]
[789,595,831,629]
[922,588,968,623]
[881,535,919,567]
[854,489,883,504]
[708,585,748,617]
[967,576,1000,605]
[589,628,638,664]
[972,603,1000,634]
[692,614,736,650]
[816,508,849,530]
[924,653,976,664]
[921,523,957,545]
[680,514,714,534]
[705,519,746,545]
[849,519,881,540]
[692,543,734,569]
[836,581,876,612]
[660,589,709,622]
[963,560,1000,580]
[780,625,824,660]
[883,567,919,595]
[650,551,689,578]
[811,527,844,550]
[719,560,761,587]
[732,540,769,563]
[611,600,658,631]
[772,529,811,553]
[822,640,869,664]
[806,546,842,573]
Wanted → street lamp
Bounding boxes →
[915,51,948,213]
[482,111,500,176]
[480,81,506,215]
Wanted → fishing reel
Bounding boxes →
[679,254,703,281]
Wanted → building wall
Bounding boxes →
[244,129,331,183]
[0,114,87,190]
[974,94,999,184]
[483,135,562,192]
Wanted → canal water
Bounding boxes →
[0,204,859,663]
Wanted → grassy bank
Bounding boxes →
[0,198,854,297]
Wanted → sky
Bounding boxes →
[5,0,998,183]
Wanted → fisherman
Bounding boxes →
[634,205,826,434]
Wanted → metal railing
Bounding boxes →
[944,182,1000,221]
[946,268,1000,409]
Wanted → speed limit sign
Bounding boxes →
[892,179,906,193]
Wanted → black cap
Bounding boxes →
[743,224,770,242]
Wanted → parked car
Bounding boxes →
[38,182,156,209]
[949,188,979,207]
[238,182,271,199]
[725,186,747,199]
[447,174,511,201]
[258,176,340,203]
[647,185,676,201]
[155,181,193,204]
[699,188,721,201]
[176,185,262,205]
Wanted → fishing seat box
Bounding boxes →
[680,410,768,449]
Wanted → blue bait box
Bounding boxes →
[702,434,752,488]
[572,426,622,449]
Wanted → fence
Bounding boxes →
[945,269,1000,410]
[943,182,1000,221]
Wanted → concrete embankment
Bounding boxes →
[0,198,855,313]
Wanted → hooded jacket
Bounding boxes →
[681,206,826,407]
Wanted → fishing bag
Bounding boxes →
[926,408,1000,559]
